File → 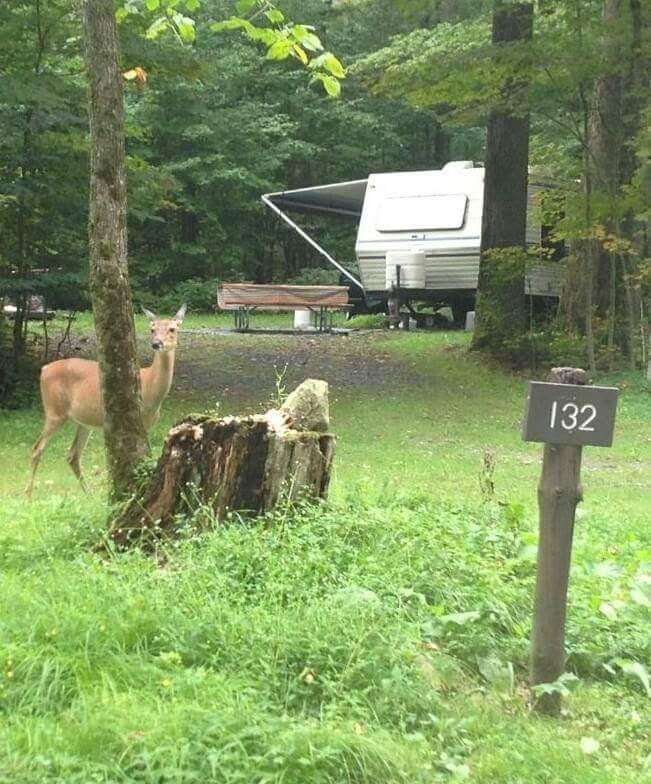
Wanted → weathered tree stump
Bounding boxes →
[109,379,335,547]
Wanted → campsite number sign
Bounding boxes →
[522,381,619,447]
[523,373,619,715]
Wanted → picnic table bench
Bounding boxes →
[217,283,350,331]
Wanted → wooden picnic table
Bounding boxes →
[217,283,350,331]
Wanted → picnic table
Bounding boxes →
[217,283,350,331]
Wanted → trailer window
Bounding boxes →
[375,193,468,232]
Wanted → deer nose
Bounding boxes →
[152,339,163,350]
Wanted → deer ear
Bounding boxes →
[175,304,187,322]
[142,306,158,322]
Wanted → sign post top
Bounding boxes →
[523,381,619,447]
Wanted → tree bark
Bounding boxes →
[109,380,336,548]
[588,0,624,368]
[472,1,533,357]
[83,0,149,499]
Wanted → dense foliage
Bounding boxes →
[1,0,473,402]
[1,0,650,402]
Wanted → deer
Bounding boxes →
[26,304,186,497]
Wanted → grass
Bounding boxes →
[0,313,649,783]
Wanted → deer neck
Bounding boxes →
[142,349,176,413]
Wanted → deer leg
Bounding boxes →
[26,416,65,498]
[67,425,91,492]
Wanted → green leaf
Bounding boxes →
[291,25,322,52]
[592,561,623,578]
[115,6,129,22]
[438,610,481,626]
[145,16,169,39]
[211,18,246,32]
[266,37,293,61]
[292,44,308,65]
[532,672,579,698]
[235,0,256,13]
[321,74,341,97]
[145,0,160,10]
[173,13,196,43]
[265,8,284,24]
[185,0,200,10]
[211,17,274,45]
[477,654,515,692]
[309,52,346,78]
[617,659,651,697]
[322,52,345,78]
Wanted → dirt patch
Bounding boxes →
[48,325,424,407]
[175,329,420,405]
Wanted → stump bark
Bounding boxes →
[109,379,335,547]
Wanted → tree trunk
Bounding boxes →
[83,0,149,499]
[472,1,533,357]
[109,380,336,548]
[588,0,624,368]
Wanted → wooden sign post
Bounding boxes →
[523,367,618,715]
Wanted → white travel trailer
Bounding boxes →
[262,161,563,321]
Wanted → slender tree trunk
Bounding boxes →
[588,0,624,368]
[622,0,650,367]
[83,0,149,499]
[583,164,597,375]
[472,1,533,357]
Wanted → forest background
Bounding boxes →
[1,0,650,408]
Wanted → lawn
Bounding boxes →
[0,313,649,783]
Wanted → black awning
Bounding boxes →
[264,179,368,219]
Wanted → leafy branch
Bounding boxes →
[211,1,345,96]
[116,0,345,96]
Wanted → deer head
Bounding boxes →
[142,304,187,352]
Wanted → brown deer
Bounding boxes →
[26,305,186,497]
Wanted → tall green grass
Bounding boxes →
[0,320,649,782]
[0,494,648,783]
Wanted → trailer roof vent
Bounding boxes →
[442,161,475,171]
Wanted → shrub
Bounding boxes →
[285,267,340,286]
[135,278,221,314]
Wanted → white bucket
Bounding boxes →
[293,309,312,329]
[385,250,426,289]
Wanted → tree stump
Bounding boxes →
[109,379,335,548]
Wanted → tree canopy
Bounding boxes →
[1,0,650,405]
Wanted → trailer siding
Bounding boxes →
[361,254,562,297]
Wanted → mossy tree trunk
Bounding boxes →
[472,1,533,357]
[83,0,149,499]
